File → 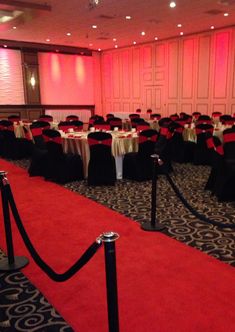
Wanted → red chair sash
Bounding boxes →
[88,138,112,146]
[206,137,214,149]
[94,124,111,130]
[110,121,122,126]
[222,120,234,125]
[43,135,62,145]
[196,127,213,135]
[197,120,212,125]
[58,125,75,133]
[216,145,224,155]
[0,125,14,131]
[40,117,53,122]
[160,127,172,139]
[139,134,157,143]
[31,127,44,137]
[174,127,184,134]
[223,132,235,143]
[136,125,150,131]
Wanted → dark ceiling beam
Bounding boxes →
[0,39,92,56]
[0,0,51,11]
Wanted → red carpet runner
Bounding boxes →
[0,159,235,332]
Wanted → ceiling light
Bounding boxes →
[180,31,184,35]
[66,32,71,36]
[98,48,101,51]
[133,41,136,44]
[210,26,215,29]
[46,38,50,42]
[13,26,17,29]
[3,45,7,48]
[113,38,117,42]
[169,2,176,8]
[115,45,118,48]
[154,37,158,40]
[177,23,182,27]
[141,31,145,36]
[224,12,229,16]
[92,25,97,29]
[125,15,131,19]
[89,43,93,46]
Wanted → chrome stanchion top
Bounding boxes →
[0,171,9,186]
[96,231,120,244]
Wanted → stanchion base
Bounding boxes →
[141,222,165,232]
[0,256,29,272]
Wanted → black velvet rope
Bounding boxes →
[4,184,102,282]
[165,172,235,229]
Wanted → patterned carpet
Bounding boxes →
[1,158,235,331]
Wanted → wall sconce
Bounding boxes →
[30,75,36,88]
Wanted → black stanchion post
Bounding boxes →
[141,154,165,231]
[0,171,29,272]
[98,231,119,332]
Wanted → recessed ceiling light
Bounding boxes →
[154,37,158,40]
[169,2,176,8]
[89,43,93,46]
[224,12,229,16]
[133,41,136,44]
[141,31,145,36]
[66,32,71,36]
[3,45,7,48]
[210,26,215,29]
[92,25,97,29]
[46,38,50,42]
[180,31,184,35]
[13,26,17,29]
[113,38,117,42]
[115,45,118,48]
[98,48,101,51]
[55,49,59,53]
[177,23,182,28]
[125,15,131,20]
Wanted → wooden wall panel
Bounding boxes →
[102,54,112,99]
[122,50,130,99]
[197,35,211,99]
[182,39,194,99]
[168,41,178,99]
[196,104,208,114]
[112,53,120,99]
[132,48,141,99]
[100,27,235,117]
[213,31,230,98]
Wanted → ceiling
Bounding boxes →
[0,0,235,52]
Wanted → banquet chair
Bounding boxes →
[129,113,140,120]
[158,117,172,128]
[42,129,84,184]
[109,117,122,130]
[204,132,224,191]
[192,111,201,120]
[170,113,179,121]
[66,115,79,121]
[193,123,214,165]
[28,121,50,177]
[196,115,212,125]
[70,120,84,131]
[58,121,76,133]
[88,115,104,128]
[106,113,114,121]
[123,129,158,181]
[169,121,188,163]
[87,132,116,186]
[0,120,33,159]
[39,115,53,122]
[136,121,150,131]
[8,115,21,123]
[212,111,222,119]
[94,123,111,130]
[219,114,234,126]
[136,108,141,113]
[209,126,235,201]
[150,113,161,120]
[147,109,152,114]
[131,117,146,129]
